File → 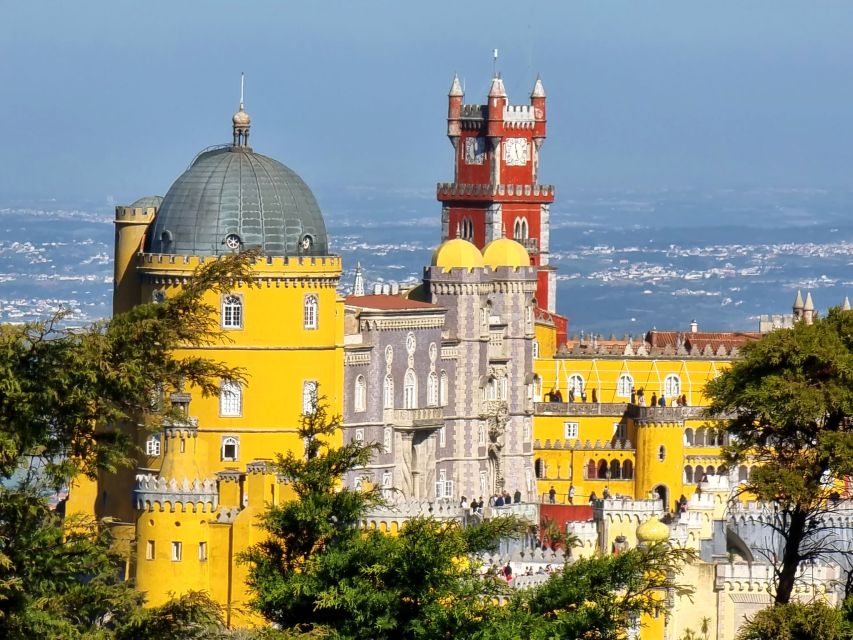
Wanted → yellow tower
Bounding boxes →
[633,412,686,513]
[69,93,344,623]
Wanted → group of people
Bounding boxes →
[462,489,523,513]
[544,387,598,404]
[631,387,689,408]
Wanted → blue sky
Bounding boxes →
[2,2,853,203]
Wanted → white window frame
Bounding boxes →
[439,425,446,447]
[383,375,394,409]
[302,380,318,415]
[146,540,155,561]
[532,340,540,359]
[198,541,208,561]
[383,427,392,454]
[478,423,486,446]
[382,470,392,498]
[354,428,365,443]
[171,541,182,562]
[427,372,439,407]
[564,421,579,439]
[658,445,666,462]
[354,375,366,413]
[221,294,243,329]
[439,371,449,406]
[303,294,319,330]
[219,380,242,417]
[221,436,240,462]
[567,374,584,397]
[523,419,532,442]
[617,374,634,398]
[404,369,418,409]
[532,375,543,402]
[664,374,681,398]
[499,377,508,401]
[526,467,534,493]
[480,471,488,498]
[145,434,161,456]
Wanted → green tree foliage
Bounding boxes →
[706,307,853,604]
[736,600,851,640]
[246,394,694,640]
[0,253,257,639]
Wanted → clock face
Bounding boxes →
[503,137,530,166]
[464,137,486,165]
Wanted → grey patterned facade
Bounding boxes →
[343,261,538,503]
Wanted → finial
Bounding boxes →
[353,262,365,297]
[843,296,851,312]
[449,73,464,97]
[493,48,498,77]
[531,74,546,98]
[232,73,251,148]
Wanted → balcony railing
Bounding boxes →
[534,402,708,421]
[518,238,539,253]
[390,407,444,428]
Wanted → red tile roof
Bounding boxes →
[345,295,439,311]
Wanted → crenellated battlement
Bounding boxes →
[134,473,218,512]
[534,437,634,451]
[115,206,157,223]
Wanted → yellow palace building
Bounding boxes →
[530,328,760,513]
[67,102,344,625]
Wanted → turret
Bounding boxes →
[447,73,463,147]
[843,296,851,312]
[803,291,815,325]
[530,74,547,139]
[353,262,365,297]
[792,289,804,320]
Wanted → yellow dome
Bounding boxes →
[636,517,670,544]
[482,238,530,269]
[431,238,485,272]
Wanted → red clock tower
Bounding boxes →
[437,73,566,339]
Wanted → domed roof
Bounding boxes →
[129,195,163,209]
[482,238,530,269]
[146,146,328,257]
[636,518,670,544]
[232,109,251,126]
[431,238,484,272]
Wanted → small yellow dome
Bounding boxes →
[636,517,670,544]
[482,238,530,269]
[431,238,485,272]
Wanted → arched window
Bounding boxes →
[383,427,392,454]
[664,374,681,398]
[460,217,474,241]
[439,371,449,406]
[222,294,243,329]
[738,465,749,483]
[586,460,596,480]
[695,465,705,483]
[622,460,634,479]
[383,375,394,409]
[684,428,694,446]
[617,374,633,398]
[567,374,585,398]
[657,445,666,462]
[534,458,545,479]
[684,465,694,484]
[221,436,239,461]
[427,372,438,407]
[354,375,366,412]
[706,465,716,477]
[302,381,317,415]
[532,374,543,402]
[695,428,706,446]
[597,460,608,479]
[219,380,242,417]
[532,340,540,358]
[610,459,621,480]
[145,435,161,457]
[513,217,529,241]
[404,369,417,409]
[304,294,318,330]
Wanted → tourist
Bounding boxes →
[602,486,611,500]
[553,388,563,403]
[658,394,666,407]
[631,387,637,404]
[591,388,598,403]
[460,495,467,509]
[470,497,478,511]
[637,388,645,406]
[548,486,556,504]
[568,484,576,504]
[568,388,575,403]
[477,496,484,512]
[580,388,587,403]
[589,491,598,505]
[495,493,504,507]
[650,392,657,407]
[678,494,688,514]
[681,394,688,406]
[514,488,522,503]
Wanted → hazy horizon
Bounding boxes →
[3,2,853,211]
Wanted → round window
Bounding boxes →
[223,233,241,250]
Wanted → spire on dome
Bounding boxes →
[232,72,251,148]
[353,262,365,297]
[488,74,506,98]
[531,74,546,98]
[843,296,851,312]
[448,73,463,97]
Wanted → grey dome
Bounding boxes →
[146,146,328,256]
[129,195,163,209]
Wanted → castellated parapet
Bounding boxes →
[134,474,218,513]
